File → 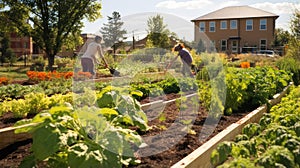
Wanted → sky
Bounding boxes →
[81,0,300,41]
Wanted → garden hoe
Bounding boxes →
[108,67,121,77]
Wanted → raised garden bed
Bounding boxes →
[0,82,292,168]
[0,92,255,168]
[171,82,292,168]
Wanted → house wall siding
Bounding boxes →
[193,17,276,53]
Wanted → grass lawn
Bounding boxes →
[0,66,29,80]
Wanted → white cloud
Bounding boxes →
[251,2,300,15]
[218,1,240,8]
[155,0,213,9]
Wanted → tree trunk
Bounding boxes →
[48,54,55,71]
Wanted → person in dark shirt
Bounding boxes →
[166,43,194,77]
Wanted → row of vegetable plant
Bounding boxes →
[0,66,292,119]
[210,85,300,168]
[0,92,73,118]
[198,66,291,115]
[0,74,194,102]
[0,79,73,102]
[130,77,198,101]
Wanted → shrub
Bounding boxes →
[276,57,300,85]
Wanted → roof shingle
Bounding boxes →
[191,6,279,21]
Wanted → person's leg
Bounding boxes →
[81,58,89,72]
[82,58,95,78]
[89,61,96,78]
[182,62,194,77]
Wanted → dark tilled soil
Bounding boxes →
[0,93,253,168]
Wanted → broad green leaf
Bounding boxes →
[102,149,122,168]
[117,115,134,126]
[14,119,33,127]
[130,90,143,97]
[32,125,61,161]
[19,154,36,168]
[98,108,118,117]
[68,143,104,168]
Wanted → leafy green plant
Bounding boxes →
[15,105,142,168]
[211,85,300,167]
[0,92,73,118]
[276,57,300,86]
[96,86,149,131]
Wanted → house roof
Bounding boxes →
[191,6,279,21]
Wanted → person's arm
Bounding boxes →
[97,45,109,68]
[166,55,179,70]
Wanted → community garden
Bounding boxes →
[1,1,300,167]
[0,48,299,168]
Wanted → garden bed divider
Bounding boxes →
[0,123,37,150]
[171,82,292,168]
[141,93,198,111]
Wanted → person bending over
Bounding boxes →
[81,35,109,78]
[166,43,194,77]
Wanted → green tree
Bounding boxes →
[272,28,291,47]
[0,33,10,65]
[6,48,17,65]
[287,8,300,60]
[100,11,127,48]
[63,31,84,54]
[290,8,300,40]
[146,14,171,49]
[0,0,102,70]
[0,8,18,66]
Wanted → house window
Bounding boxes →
[221,40,227,51]
[230,20,237,29]
[246,19,253,31]
[220,21,227,30]
[199,22,205,32]
[260,19,267,30]
[260,39,267,50]
[209,21,215,32]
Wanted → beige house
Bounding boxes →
[191,6,279,54]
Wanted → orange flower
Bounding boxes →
[241,62,250,68]
[74,71,92,80]
[64,72,74,79]
[0,77,9,85]
[27,71,76,81]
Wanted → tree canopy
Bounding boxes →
[290,8,300,40]
[100,11,127,48]
[272,28,291,47]
[146,14,171,49]
[0,0,102,69]
[287,8,300,60]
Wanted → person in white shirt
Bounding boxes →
[81,35,109,78]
